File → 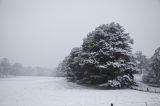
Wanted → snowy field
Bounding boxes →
[0,77,160,106]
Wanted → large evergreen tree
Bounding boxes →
[61,22,136,88]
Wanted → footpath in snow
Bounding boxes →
[132,74,160,93]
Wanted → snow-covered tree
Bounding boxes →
[0,58,12,76]
[66,47,82,81]
[134,51,150,74]
[150,47,160,84]
[56,56,69,77]
[56,47,82,78]
[78,22,136,87]
[63,22,136,88]
[12,62,24,75]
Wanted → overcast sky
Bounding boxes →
[0,0,160,68]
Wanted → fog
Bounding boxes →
[0,0,160,68]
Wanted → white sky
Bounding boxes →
[0,0,160,68]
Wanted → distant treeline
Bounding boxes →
[0,58,55,77]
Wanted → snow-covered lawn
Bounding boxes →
[0,76,160,106]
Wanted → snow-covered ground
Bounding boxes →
[0,76,160,106]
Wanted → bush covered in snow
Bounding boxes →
[58,22,136,88]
